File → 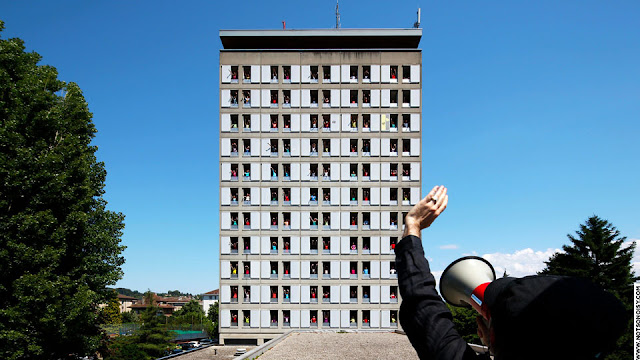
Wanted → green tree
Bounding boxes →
[100,297,123,325]
[121,310,140,324]
[540,215,636,360]
[135,292,172,359]
[447,304,481,345]
[206,302,219,339]
[0,21,126,359]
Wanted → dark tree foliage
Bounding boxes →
[540,215,636,360]
[172,299,205,324]
[134,292,172,359]
[0,21,125,359]
[447,304,481,345]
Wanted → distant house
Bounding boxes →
[202,289,219,314]
[117,294,138,313]
[128,293,193,316]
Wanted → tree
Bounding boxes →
[206,302,219,339]
[0,21,126,359]
[100,297,123,325]
[447,304,481,345]
[540,215,636,360]
[134,292,172,359]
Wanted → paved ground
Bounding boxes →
[256,331,419,360]
[177,345,255,359]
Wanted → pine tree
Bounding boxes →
[135,292,172,359]
[540,215,636,359]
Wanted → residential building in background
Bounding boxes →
[219,28,422,345]
[202,289,220,314]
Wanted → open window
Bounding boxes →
[282,90,291,107]
[322,164,330,179]
[282,139,291,156]
[230,261,238,279]
[270,139,278,156]
[362,114,371,131]
[362,188,370,204]
[322,114,331,130]
[390,114,398,131]
[310,115,319,131]
[230,189,239,205]
[310,66,319,82]
[310,189,318,205]
[362,65,371,82]
[310,139,318,155]
[322,66,330,82]
[390,212,398,229]
[322,188,330,205]
[402,90,410,107]
[362,310,370,327]
[390,139,398,155]
[270,261,279,279]
[283,164,291,180]
[243,66,251,82]
[270,213,278,230]
[321,90,331,107]
[270,90,278,107]
[230,164,239,181]
[363,263,371,279]
[242,90,251,107]
[309,163,318,180]
[390,310,398,327]
[402,188,411,205]
[230,90,238,107]
[362,237,370,253]
[362,140,371,156]
[350,189,358,205]
[270,66,278,83]
[350,212,358,230]
[242,212,251,229]
[390,163,398,180]
[390,65,398,82]
[310,237,319,254]
[402,114,410,131]
[350,140,358,156]
[310,212,319,229]
[283,212,291,230]
[242,114,251,131]
[230,139,238,156]
[349,65,358,82]
[283,188,291,205]
[271,188,278,205]
[402,139,411,156]
[242,261,250,278]
[362,212,371,230]
[362,90,370,107]
[230,237,239,254]
[242,188,251,204]
[322,261,331,278]
[230,115,239,131]
[322,286,330,303]
[242,164,250,179]
[310,90,318,107]
[350,115,358,131]
[322,139,331,156]
[322,237,330,253]
[402,65,410,82]
[390,90,398,107]
[229,66,238,83]
[283,114,291,132]
[390,188,398,205]
[283,66,291,83]
[350,90,358,106]
[350,163,358,180]
[242,237,250,253]
[283,262,291,278]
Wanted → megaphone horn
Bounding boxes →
[439,256,496,320]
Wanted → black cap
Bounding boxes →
[484,275,628,360]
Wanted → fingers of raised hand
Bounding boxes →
[435,195,448,215]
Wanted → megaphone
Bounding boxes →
[439,256,496,320]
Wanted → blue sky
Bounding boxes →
[2,1,639,294]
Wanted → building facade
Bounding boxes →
[219,29,422,345]
[202,289,219,314]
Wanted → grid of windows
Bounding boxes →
[219,43,421,344]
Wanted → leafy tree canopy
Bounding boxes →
[0,20,125,359]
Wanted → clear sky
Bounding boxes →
[2,1,639,294]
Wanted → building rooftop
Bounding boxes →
[254,331,419,360]
[203,289,219,295]
[220,29,422,50]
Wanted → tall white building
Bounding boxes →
[219,29,422,345]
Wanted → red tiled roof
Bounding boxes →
[203,289,219,295]
[117,294,138,300]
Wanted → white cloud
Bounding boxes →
[481,248,562,278]
[439,244,459,250]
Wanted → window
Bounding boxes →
[310,212,319,229]
[350,65,358,81]
[283,238,290,253]
[230,261,238,278]
[243,66,251,82]
[230,66,239,82]
[322,66,330,82]
[283,310,291,326]
[390,261,397,278]
[270,66,278,83]
[230,189,239,205]
[230,310,238,326]
[390,90,398,107]
[310,238,319,254]
[243,261,250,278]
[230,139,238,156]
[362,262,370,279]
[362,90,371,106]
[283,262,291,278]
[322,90,331,107]
[362,65,371,82]
[282,115,291,132]
[350,189,358,205]
[402,65,410,82]
[390,139,398,155]
[270,309,278,327]
[322,114,330,130]
[310,66,319,82]
[310,115,319,131]
[350,286,358,302]
[362,213,370,230]
[270,90,278,107]
[390,310,398,327]
[390,65,398,82]
[362,237,370,253]
[362,188,370,205]
[282,90,291,107]
[402,139,411,155]
[390,163,398,180]
[362,114,370,131]
[350,90,358,106]
[230,115,239,131]
[390,188,398,205]
[283,213,291,230]
[362,140,371,156]
[242,212,251,229]
[322,188,330,205]
[230,90,238,107]
[310,139,318,155]
[310,309,318,325]
[402,114,410,131]
[322,261,330,278]
[309,163,318,180]
[350,163,358,180]
[322,237,330,253]
[322,139,330,156]
[270,262,278,279]
[350,212,358,230]
[322,213,330,230]
[270,139,278,156]
[270,213,278,230]
[282,66,291,83]
[283,188,291,205]
[310,90,319,107]
[242,237,250,253]
[390,114,398,131]
[350,310,358,327]
[402,90,410,106]
[350,115,358,131]
[243,286,251,302]
[271,188,279,205]
[309,189,319,205]
[322,286,330,303]
[283,164,291,180]
[270,237,278,253]
[350,238,358,254]
[230,237,238,253]
[242,114,251,131]
[282,139,291,156]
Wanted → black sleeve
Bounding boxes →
[396,235,484,360]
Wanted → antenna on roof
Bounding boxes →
[336,0,341,29]
[413,8,421,28]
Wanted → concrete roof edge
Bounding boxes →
[219,29,422,37]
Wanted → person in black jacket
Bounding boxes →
[397,185,628,360]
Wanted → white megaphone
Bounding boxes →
[439,256,496,320]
